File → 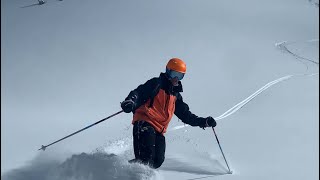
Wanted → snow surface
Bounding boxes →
[1,0,319,180]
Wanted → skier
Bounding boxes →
[121,58,217,169]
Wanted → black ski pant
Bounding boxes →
[133,120,165,169]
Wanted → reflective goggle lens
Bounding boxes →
[166,69,185,80]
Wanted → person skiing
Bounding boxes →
[121,58,217,169]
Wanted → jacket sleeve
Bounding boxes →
[174,93,207,127]
[124,77,159,110]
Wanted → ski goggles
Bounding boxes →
[166,68,185,80]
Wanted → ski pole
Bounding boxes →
[38,110,124,151]
[212,127,232,174]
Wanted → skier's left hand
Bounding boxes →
[200,116,216,129]
[205,116,217,127]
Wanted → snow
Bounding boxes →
[1,0,318,179]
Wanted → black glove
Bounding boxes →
[199,116,217,129]
[121,99,135,113]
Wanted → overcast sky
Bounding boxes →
[1,0,319,179]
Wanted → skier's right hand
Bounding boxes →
[121,100,135,113]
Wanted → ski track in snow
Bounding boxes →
[170,39,319,131]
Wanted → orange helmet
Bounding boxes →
[166,58,187,73]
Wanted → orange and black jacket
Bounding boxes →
[125,73,207,134]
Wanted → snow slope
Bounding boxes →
[1,0,318,179]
